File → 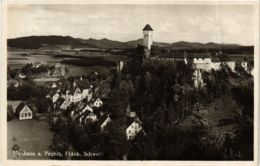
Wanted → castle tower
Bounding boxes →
[143,24,153,57]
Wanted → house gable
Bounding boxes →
[126,121,143,140]
[100,115,112,131]
[93,98,103,108]
[16,104,33,120]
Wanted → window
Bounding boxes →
[24,113,27,117]
[28,113,31,117]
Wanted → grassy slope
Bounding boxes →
[206,95,242,137]
[7,119,53,159]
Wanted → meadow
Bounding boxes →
[7,119,53,159]
[8,49,125,76]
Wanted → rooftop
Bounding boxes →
[143,24,153,31]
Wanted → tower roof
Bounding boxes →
[143,24,153,31]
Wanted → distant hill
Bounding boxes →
[164,41,244,50]
[125,38,170,47]
[82,38,131,49]
[7,35,253,54]
[125,38,143,47]
[8,35,88,49]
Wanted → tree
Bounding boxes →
[98,121,129,159]
[49,134,69,160]
[231,84,253,119]
[144,72,152,92]
[107,89,127,122]
[127,134,157,160]
[35,98,50,113]
[219,54,230,62]
[7,66,18,79]
[7,104,15,121]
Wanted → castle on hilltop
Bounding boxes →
[140,24,251,88]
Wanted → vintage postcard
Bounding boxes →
[0,0,259,166]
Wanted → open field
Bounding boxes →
[7,119,53,159]
[33,77,60,84]
[8,51,60,69]
[8,49,125,76]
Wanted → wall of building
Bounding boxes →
[210,62,236,71]
[126,121,142,140]
[19,106,33,120]
[193,69,204,88]
[143,31,153,50]
[195,63,211,71]
[193,58,212,64]
[226,62,236,71]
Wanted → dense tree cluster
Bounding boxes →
[7,81,48,100]
[7,56,253,160]
[20,63,52,75]
[46,57,254,160]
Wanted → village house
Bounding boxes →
[126,117,143,140]
[81,104,93,113]
[126,105,136,118]
[18,73,26,79]
[77,111,97,124]
[15,102,33,120]
[241,61,248,71]
[82,88,93,102]
[93,98,103,108]
[54,98,65,110]
[99,114,112,131]
[46,89,60,104]
[51,82,57,88]
[60,98,72,110]
[68,87,82,103]
[52,92,60,104]
[70,110,76,118]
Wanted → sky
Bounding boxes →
[7,4,254,45]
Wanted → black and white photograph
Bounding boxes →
[2,0,259,164]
